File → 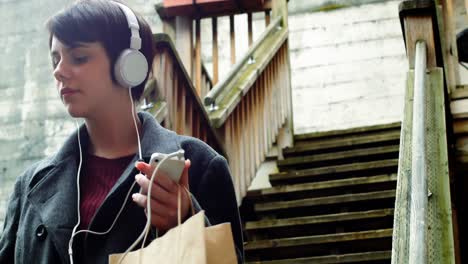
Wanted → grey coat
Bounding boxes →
[0,111,244,263]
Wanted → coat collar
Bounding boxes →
[26,111,181,262]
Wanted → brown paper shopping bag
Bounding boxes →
[109,185,237,264]
[109,211,207,264]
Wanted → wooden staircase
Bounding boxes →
[241,122,401,263]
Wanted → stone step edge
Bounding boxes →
[246,250,392,264]
[244,228,393,250]
[255,189,396,212]
[245,208,394,230]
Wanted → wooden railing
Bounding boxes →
[151,0,293,203]
[391,1,456,263]
[141,34,225,157]
[204,15,292,201]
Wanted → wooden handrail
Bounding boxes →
[204,16,282,108]
[392,2,456,263]
[204,16,286,126]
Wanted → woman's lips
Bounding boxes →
[60,88,78,96]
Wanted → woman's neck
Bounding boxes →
[84,100,142,159]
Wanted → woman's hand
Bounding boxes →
[132,159,191,233]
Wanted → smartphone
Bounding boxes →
[148,150,185,182]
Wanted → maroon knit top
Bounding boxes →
[79,154,134,229]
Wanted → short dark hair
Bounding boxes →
[46,0,154,101]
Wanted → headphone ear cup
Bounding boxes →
[114,49,148,88]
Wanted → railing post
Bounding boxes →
[230,15,236,65]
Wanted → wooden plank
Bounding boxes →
[247,92,255,181]
[175,16,193,78]
[258,74,266,160]
[453,119,468,134]
[245,251,391,264]
[435,0,460,94]
[450,98,468,118]
[246,208,394,230]
[241,99,248,184]
[166,53,174,129]
[212,17,219,84]
[263,68,270,156]
[295,122,401,141]
[192,107,200,138]
[252,84,260,168]
[255,190,396,213]
[244,228,393,250]
[195,18,202,96]
[231,114,241,203]
[185,98,193,136]
[451,85,468,99]
[261,174,397,197]
[265,10,271,26]
[176,84,186,134]
[230,15,236,65]
[278,145,400,168]
[284,131,401,155]
[248,12,253,46]
[172,69,178,131]
[270,159,399,182]
[403,15,436,68]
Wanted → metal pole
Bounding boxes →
[409,40,428,264]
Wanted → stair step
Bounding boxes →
[270,159,398,185]
[246,208,394,231]
[294,122,400,142]
[245,228,393,251]
[278,145,399,171]
[255,190,396,216]
[246,250,392,264]
[249,174,397,202]
[283,130,400,157]
[245,208,394,240]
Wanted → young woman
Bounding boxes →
[0,1,243,263]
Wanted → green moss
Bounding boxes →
[313,3,348,12]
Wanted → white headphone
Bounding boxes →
[112,1,148,88]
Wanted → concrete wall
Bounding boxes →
[0,0,163,232]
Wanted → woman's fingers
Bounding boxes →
[135,174,177,208]
[133,159,192,232]
[179,160,191,188]
[132,193,178,230]
[135,161,152,175]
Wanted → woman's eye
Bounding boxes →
[72,56,88,64]
[51,57,60,69]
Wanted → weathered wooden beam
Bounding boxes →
[434,0,460,93]
[157,0,271,19]
[174,16,193,78]
[195,18,202,96]
[230,15,236,65]
[212,17,219,84]
[403,15,436,68]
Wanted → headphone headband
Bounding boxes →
[112,1,142,50]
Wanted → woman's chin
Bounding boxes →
[65,105,87,118]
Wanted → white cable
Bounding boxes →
[118,152,181,264]
[68,87,144,263]
[129,87,143,160]
[68,120,84,264]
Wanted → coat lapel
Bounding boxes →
[26,126,87,263]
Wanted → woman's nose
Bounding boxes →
[53,59,71,83]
